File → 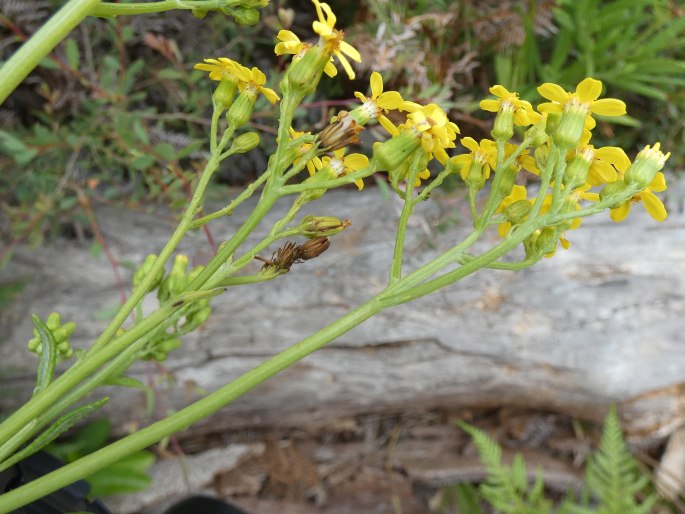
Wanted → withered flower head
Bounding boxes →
[298,237,330,260]
[317,111,364,151]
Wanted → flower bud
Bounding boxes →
[226,90,256,128]
[544,112,562,140]
[496,165,518,198]
[502,199,532,223]
[463,159,486,192]
[133,254,164,291]
[231,132,260,153]
[372,129,421,171]
[167,254,189,296]
[299,215,351,237]
[46,312,61,331]
[623,143,670,190]
[212,78,237,112]
[524,118,549,147]
[564,148,593,190]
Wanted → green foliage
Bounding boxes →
[47,418,155,497]
[457,421,552,514]
[452,408,661,514]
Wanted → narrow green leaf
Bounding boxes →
[132,119,150,146]
[65,38,80,70]
[31,315,57,395]
[105,375,145,389]
[0,398,109,471]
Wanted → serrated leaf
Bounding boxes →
[65,38,80,70]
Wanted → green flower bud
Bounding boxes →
[524,118,549,147]
[496,165,518,199]
[46,312,61,331]
[372,129,421,171]
[564,149,593,190]
[299,215,351,237]
[502,199,532,223]
[534,145,550,171]
[226,90,257,128]
[623,143,669,190]
[544,112,562,140]
[27,337,40,352]
[464,160,486,192]
[231,132,260,153]
[212,78,237,112]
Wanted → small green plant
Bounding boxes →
[451,408,660,514]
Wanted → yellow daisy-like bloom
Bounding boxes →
[537,78,626,118]
[230,64,280,104]
[503,142,539,175]
[404,102,460,165]
[311,0,362,79]
[572,134,631,186]
[316,148,369,190]
[353,71,404,125]
[289,127,320,176]
[497,184,529,237]
[610,172,668,222]
[480,85,539,126]
[193,57,241,81]
[452,137,497,181]
[275,29,338,78]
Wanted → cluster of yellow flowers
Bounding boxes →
[194,0,669,245]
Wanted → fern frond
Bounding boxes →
[582,406,658,514]
[458,421,552,514]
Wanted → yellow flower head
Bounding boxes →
[573,133,631,186]
[315,147,369,190]
[275,29,338,78]
[194,57,241,81]
[480,85,539,126]
[403,102,460,165]
[537,78,626,118]
[230,64,281,104]
[610,172,668,223]
[452,137,497,181]
[353,71,404,125]
[311,0,362,79]
[289,127,319,176]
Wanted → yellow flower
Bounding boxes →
[311,0,362,79]
[610,172,668,222]
[537,78,626,118]
[316,148,369,190]
[573,134,631,186]
[230,64,280,104]
[503,142,539,175]
[193,57,241,81]
[275,29,338,78]
[403,102,460,164]
[480,85,539,126]
[289,127,320,176]
[353,71,404,125]
[497,184,529,237]
[451,137,497,181]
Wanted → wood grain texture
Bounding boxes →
[1,188,684,441]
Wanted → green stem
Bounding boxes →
[279,162,379,194]
[92,0,246,17]
[0,0,102,106]
[389,152,421,283]
[0,296,385,513]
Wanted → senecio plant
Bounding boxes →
[0,0,671,511]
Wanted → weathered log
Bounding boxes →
[1,188,684,441]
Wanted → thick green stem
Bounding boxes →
[0,296,384,513]
[0,0,101,105]
[389,152,422,283]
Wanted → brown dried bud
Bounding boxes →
[298,237,330,260]
[318,111,364,151]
